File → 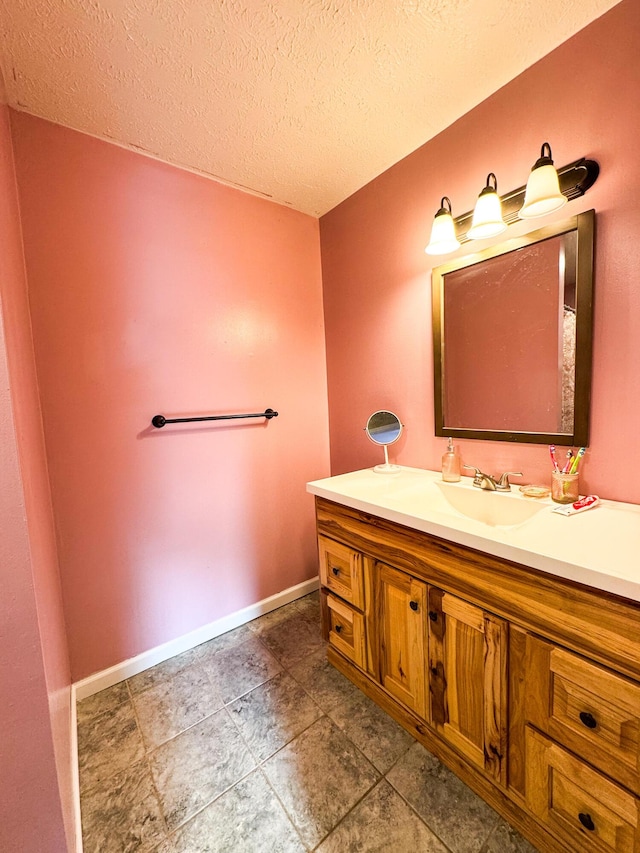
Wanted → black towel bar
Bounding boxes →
[151,409,278,428]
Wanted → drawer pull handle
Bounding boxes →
[334,624,343,633]
[578,812,595,831]
[409,600,419,612]
[331,566,340,576]
[579,711,597,729]
[428,610,438,622]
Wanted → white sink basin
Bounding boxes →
[435,481,547,528]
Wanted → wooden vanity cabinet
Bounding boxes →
[315,496,640,853]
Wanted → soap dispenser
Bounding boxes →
[442,438,461,482]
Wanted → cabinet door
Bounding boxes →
[376,562,428,719]
[428,587,507,784]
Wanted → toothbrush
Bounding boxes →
[549,445,559,472]
[569,447,585,475]
[561,450,573,473]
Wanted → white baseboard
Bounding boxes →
[70,682,83,853]
[74,576,319,701]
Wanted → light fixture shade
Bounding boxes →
[467,173,507,240]
[425,197,460,255]
[519,143,567,219]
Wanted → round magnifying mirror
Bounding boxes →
[365,410,403,474]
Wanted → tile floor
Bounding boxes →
[77,592,539,853]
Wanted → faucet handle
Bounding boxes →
[496,471,523,490]
[463,465,482,476]
[463,465,486,488]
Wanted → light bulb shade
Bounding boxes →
[425,197,460,255]
[519,143,567,219]
[467,174,506,240]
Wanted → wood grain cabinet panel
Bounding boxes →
[326,594,366,670]
[526,727,640,852]
[375,561,428,719]
[526,634,640,796]
[318,535,364,609]
[428,587,507,784]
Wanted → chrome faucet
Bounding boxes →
[464,466,523,491]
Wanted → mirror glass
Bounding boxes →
[365,410,403,473]
[432,210,594,445]
[365,410,403,445]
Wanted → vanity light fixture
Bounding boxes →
[424,143,599,256]
[519,142,567,219]
[467,173,507,240]
[425,197,461,255]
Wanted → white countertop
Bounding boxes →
[307,466,640,604]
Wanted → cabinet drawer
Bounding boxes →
[326,594,366,670]
[526,727,640,852]
[527,635,640,795]
[318,536,364,609]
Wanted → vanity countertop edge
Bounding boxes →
[307,466,640,605]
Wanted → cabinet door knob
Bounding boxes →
[428,610,438,622]
[331,566,340,576]
[409,600,419,611]
[334,624,343,633]
[578,812,595,831]
[579,711,597,729]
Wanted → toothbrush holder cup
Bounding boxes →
[551,471,580,504]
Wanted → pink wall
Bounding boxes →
[0,93,74,850]
[11,114,330,681]
[320,0,640,505]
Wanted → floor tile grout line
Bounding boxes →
[254,765,313,853]
[224,677,326,766]
[307,775,385,852]
[79,686,259,840]
[255,716,379,853]
[156,604,328,845]
[163,765,309,851]
[381,779,456,853]
[161,763,260,840]
[123,678,173,842]
[253,706,384,851]
[77,695,148,799]
[220,699,380,851]
[77,598,318,846]
[80,664,372,816]
[81,610,530,850]
[130,640,324,759]
[136,653,284,755]
[81,595,479,853]
[156,646,330,848]
[150,727,311,847]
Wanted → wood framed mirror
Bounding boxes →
[432,210,595,445]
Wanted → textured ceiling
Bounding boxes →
[0,0,621,216]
